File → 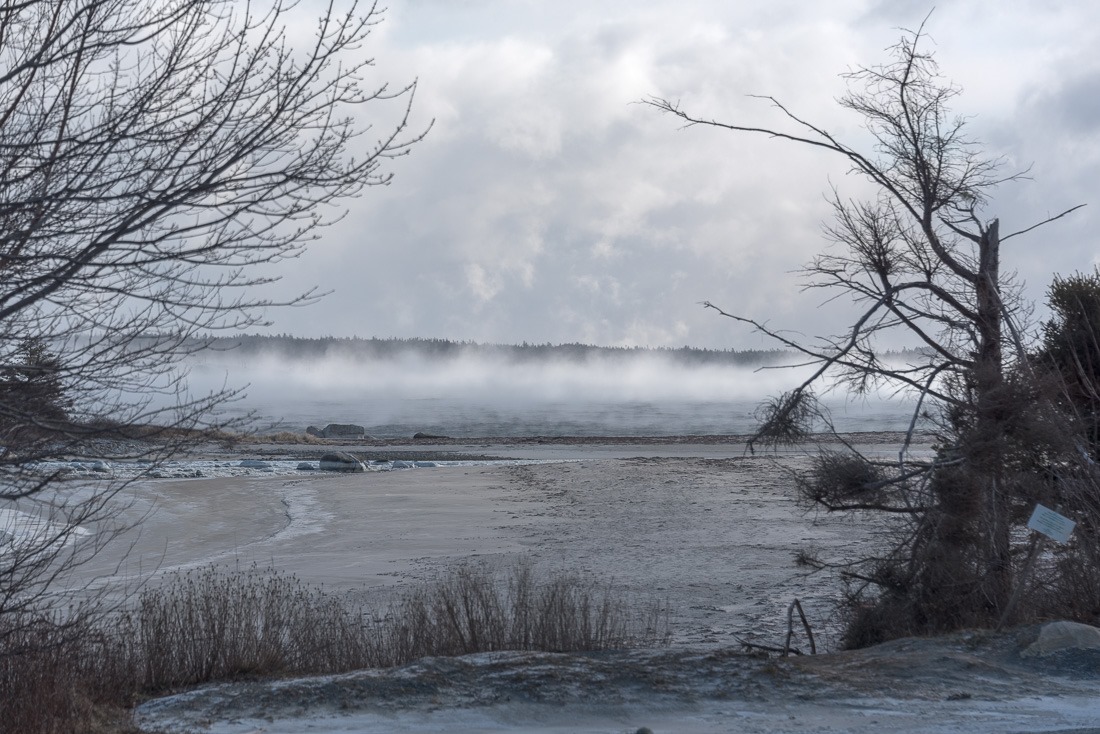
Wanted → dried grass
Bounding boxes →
[0,561,668,733]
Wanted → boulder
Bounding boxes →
[413,431,448,440]
[318,452,366,472]
[1022,621,1100,657]
[305,426,324,438]
[239,459,272,470]
[297,462,316,471]
[320,423,366,439]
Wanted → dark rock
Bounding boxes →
[413,431,448,440]
[297,462,316,471]
[318,452,365,472]
[319,423,366,439]
[306,424,366,439]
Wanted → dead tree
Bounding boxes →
[646,21,1082,641]
[0,0,425,643]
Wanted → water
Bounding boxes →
[189,352,920,438]
[225,394,914,437]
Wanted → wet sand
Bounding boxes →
[83,438,902,646]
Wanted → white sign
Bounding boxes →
[1027,504,1076,544]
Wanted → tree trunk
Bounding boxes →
[973,219,1012,614]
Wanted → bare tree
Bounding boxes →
[0,0,424,643]
[646,21,1085,642]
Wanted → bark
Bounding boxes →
[971,219,1011,612]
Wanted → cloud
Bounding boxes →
[258,0,1100,348]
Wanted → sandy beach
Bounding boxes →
[85,437,895,647]
[74,435,1100,733]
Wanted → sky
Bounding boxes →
[257,0,1100,350]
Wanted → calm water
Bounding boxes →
[190,353,922,438]
[215,385,918,438]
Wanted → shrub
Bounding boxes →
[366,563,669,665]
[0,562,668,733]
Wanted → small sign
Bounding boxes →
[1027,504,1076,544]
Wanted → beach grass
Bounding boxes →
[0,561,668,733]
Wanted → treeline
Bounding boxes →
[196,334,792,366]
[192,334,928,367]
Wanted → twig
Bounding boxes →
[736,636,802,656]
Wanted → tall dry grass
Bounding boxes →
[367,563,668,663]
[0,561,668,733]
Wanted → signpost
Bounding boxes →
[998,504,1076,630]
[1026,504,1076,544]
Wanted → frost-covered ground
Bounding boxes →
[136,631,1100,733]
[27,455,533,481]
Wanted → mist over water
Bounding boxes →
[187,349,917,438]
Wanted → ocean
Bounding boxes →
[187,347,922,438]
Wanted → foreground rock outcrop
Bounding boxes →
[136,624,1100,734]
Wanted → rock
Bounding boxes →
[305,424,366,439]
[413,431,448,439]
[89,460,111,473]
[321,423,366,439]
[297,462,316,471]
[318,452,366,472]
[391,460,414,469]
[239,460,272,469]
[1022,621,1100,657]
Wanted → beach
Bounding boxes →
[77,435,1100,733]
[84,435,905,647]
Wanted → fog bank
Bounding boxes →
[184,348,916,438]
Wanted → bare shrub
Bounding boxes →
[0,615,137,734]
[127,562,667,680]
[117,564,371,689]
[0,622,86,734]
[367,562,669,665]
[0,562,668,731]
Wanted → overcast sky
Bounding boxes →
[259,0,1100,350]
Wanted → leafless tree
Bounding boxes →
[646,21,1086,642]
[0,0,424,645]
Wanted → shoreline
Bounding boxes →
[60,435,1100,733]
[236,428,930,448]
[214,429,936,464]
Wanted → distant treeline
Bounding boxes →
[192,334,926,367]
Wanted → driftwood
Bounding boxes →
[735,636,803,656]
[733,599,817,658]
[784,599,816,657]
